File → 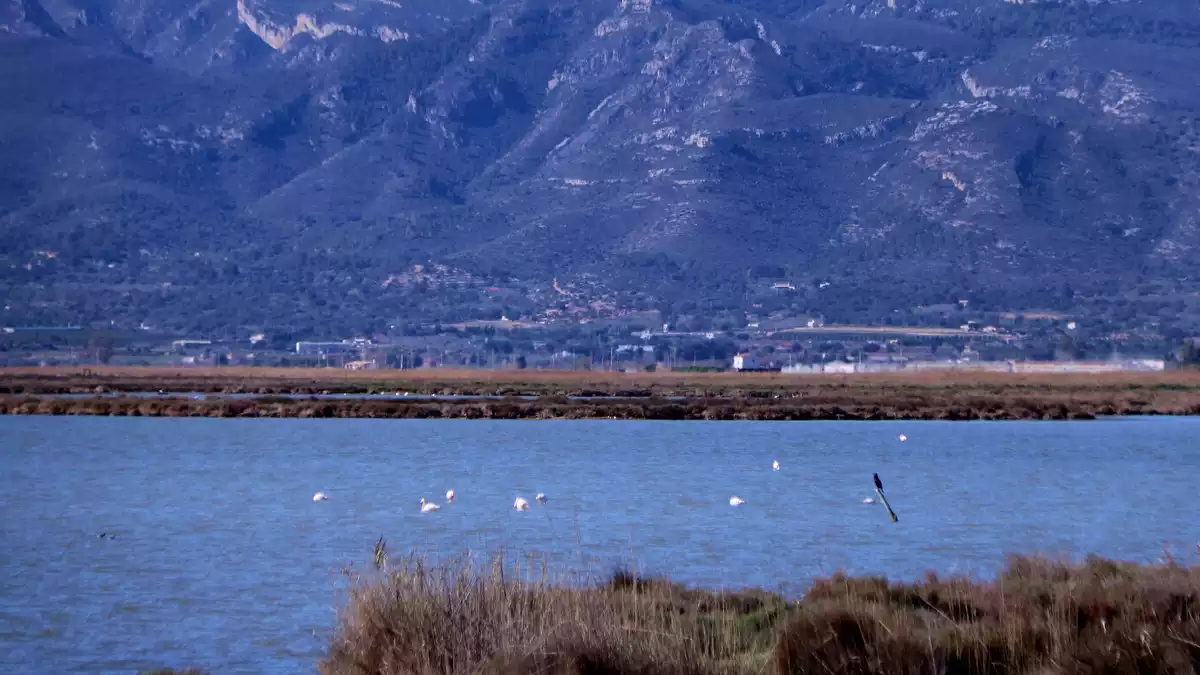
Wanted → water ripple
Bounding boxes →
[1,416,1199,673]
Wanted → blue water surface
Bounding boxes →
[1,416,1198,674]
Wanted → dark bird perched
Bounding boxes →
[871,473,898,523]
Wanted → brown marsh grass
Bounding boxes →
[4,365,1200,395]
[321,553,789,675]
[321,552,1200,675]
[5,366,1200,419]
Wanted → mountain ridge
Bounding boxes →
[2,0,1199,337]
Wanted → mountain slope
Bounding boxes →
[2,0,1199,336]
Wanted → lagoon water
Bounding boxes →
[2,416,1199,674]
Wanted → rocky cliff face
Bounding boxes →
[2,0,1199,333]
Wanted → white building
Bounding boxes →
[732,353,761,371]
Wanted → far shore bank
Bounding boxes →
[2,367,1199,420]
[3,365,1200,398]
[0,391,1191,420]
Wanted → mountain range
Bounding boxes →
[2,0,1199,337]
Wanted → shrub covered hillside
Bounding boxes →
[4,1,1200,334]
[321,552,1200,675]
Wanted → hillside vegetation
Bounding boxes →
[3,0,1200,335]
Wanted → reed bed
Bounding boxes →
[322,552,787,675]
[321,552,1200,675]
[5,389,1200,419]
[4,366,1200,399]
[5,366,1200,419]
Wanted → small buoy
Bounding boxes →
[514,496,530,511]
[313,492,329,502]
[535,493,547,504]
[862,497,875,504]
[772,460,780,471]
[446,489,455,503]
[729,496,745,506]
[898,434,907,442]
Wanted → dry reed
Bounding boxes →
[321,551,1200,675]
[4,366,1200,397]
[321,552,786,675]
[4,389,1199,419]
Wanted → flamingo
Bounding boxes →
[312,492,329,502]
[535,493,547,504]
[446,489,456,503]
[729,496,745,506]
[419,498,440,513]
[514,496,530,511]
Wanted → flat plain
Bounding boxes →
[2,367,1199,420]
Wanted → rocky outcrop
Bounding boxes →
[235,0,408,51]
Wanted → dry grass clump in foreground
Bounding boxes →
[321,552,1200,675]
[321,554,787,675]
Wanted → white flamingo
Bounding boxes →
[312,492,329,502]
[514,496,530,511]
[729,496,745,506]
[419,498,440,513]
[446,489,456,503]
[772,460,780,471]
[535,493,547,504]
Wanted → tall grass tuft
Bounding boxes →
[319,552,785,675]
[321,551,1200,675]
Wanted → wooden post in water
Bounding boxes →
[873,472,898,523]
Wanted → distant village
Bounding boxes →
[0,316,1175,374]
[4,260,1191,373]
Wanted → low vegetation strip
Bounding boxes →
[6,382,1200,418]
[6,391,1196,419]
[320,552,1200,675]
[4,367,1200,419]
[4,366,1200,398]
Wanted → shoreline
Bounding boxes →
[3,367,1200,420]
[0,392,1195,420]
[142,550,1200,675]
